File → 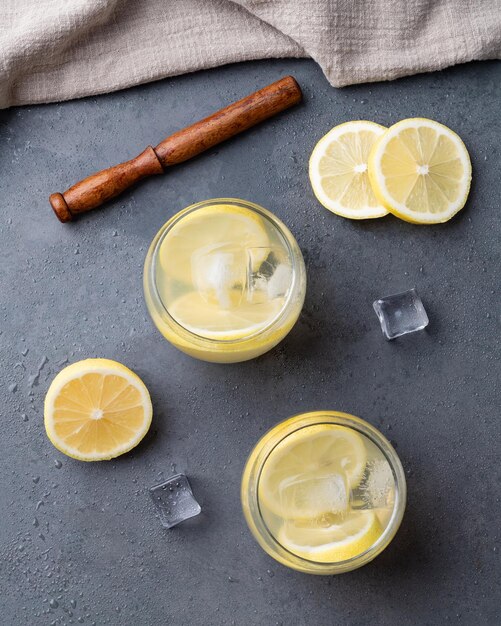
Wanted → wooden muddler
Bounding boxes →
[49,76,302,222]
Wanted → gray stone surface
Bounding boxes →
[0,58,500,625]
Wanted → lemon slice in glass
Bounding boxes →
[44,359,152,461]
[259,425,367,517]
[278,510,382,563]
[168,291,285,340]
[158,203,270,285]
[309,121,388,219]
[368,117,472,224]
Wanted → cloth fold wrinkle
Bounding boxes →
[234,0,501,85]
[0,0,500,109]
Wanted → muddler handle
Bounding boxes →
[49,76,302,222]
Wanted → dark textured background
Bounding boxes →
[0,59,499,625]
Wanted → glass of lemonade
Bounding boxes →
[144,199,306,363]
[241,411,406,574]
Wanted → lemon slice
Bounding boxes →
[309,121,388,219]
[168,291,285,340]
[158,203,270,285]
[368,118,472,224]
[44,359,152,461]
[259,425,367,517]
[278,510,382,563]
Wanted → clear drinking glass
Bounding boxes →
[241,411,406,574]
[143,199,306,363]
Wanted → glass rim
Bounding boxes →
[145,198,305,346]
[242,411,407,573]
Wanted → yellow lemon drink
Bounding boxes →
[241,411,406,574]
[144,199,306,363]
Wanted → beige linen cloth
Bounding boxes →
[1,0,500,109]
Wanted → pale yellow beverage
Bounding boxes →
[144,199,306,363]
[241,412,406,574]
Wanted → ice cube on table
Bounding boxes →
[149,474,201,529]
[279,473,349,522]
[373,288,429,340]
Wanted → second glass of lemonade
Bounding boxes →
[241,411,406,574]
[144,199,306,363]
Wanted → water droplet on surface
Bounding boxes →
[8,383,17,393]
[54,460,62,469]
[49,599,58,609]
[28,356,49,388]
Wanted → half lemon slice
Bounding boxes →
[44,359,152,461]
[368,117,472,224]
[168,291,285,340]
[158,203,270,285]
[309,121,388,219]
[278,510,382,563]
[259,425,367,518]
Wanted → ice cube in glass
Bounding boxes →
[279,472,349,523]
[191,244,248,309]
[351,458,395,510]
